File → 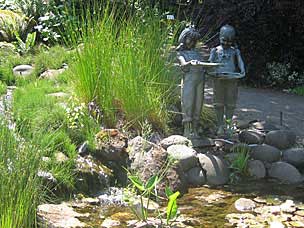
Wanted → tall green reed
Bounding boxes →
[67,2,178,130]
[0,122,44,227]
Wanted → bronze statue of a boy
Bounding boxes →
[208,25,245,135]
[176,27,205,138]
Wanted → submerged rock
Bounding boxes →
[198,154,229,185]
[234,198,256,212]
[101,218,120,228]
[37,203,88,228]
[268,162,302,184]
[250,144,281,162]
[265,130,296,149]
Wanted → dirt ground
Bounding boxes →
[204,83,304,143]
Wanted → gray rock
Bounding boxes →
[75,155,112,194]
[167,145,198,171]
[37,170,57,184]
[129,143,188,195]
[282,148,304,167]
[265,130,296,149]
[40,68,66,79]
[239,130,264,144]
[198,154,230,185]
[13,65,34,76]
[160,135,191,149]
[128,136,154,161]
[95,129,128,161]
[185,166,206,186]
[37,203,88,228]
[234,198,256,212]
[250,144,281,162]
[268,162,302,184]
[247,160,266,179]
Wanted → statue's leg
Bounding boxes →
[181,75,195,137]
[193,78,205,137]
[225,80,238,121]
[213,79,225,131]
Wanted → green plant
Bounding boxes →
[12,79,77,188]
[290,86,304,96]
[34,45,73,76]
[15,31,36,54]
[263,62,304,88]
[229,144,250,182]
[127,174,159,221]
[0,122,45,227]
[67,4,178,131]
[165,187,180,225]
[0,81,7,94]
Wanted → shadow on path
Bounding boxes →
[205,83,304,141]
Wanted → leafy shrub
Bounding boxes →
[262,62,304,88]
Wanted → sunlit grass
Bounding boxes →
[66,3,179,131]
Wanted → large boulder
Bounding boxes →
[265,130,296,149]
[239,130,264,144]
[75,155,112,194]
[160,135,191,149]
[247,160,266,179]
[198,154,230,185]
[128,138,188,195]
[250,144,281,162]
[268,162,303,184]
[167,145,198,171]
[282,148,304,168]
[95,129,128,162]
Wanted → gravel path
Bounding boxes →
[204,84,304,141]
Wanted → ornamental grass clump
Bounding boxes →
[68,4,178,130]
[0,122,44,227]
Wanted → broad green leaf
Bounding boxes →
[128,175,144,192]
[166,191,180,224]
[165,186,173,197]
[145,175,158,190]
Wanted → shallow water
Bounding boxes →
[77,180,304,227]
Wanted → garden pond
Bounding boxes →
[66,180,304,227]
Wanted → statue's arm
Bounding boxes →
[177,55,198,66]
[236,49,245,76]
[208,48,216,62]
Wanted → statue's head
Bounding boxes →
[219,25,236,49]
[177,27,200,50]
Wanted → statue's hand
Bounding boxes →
[190,60,199,65]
